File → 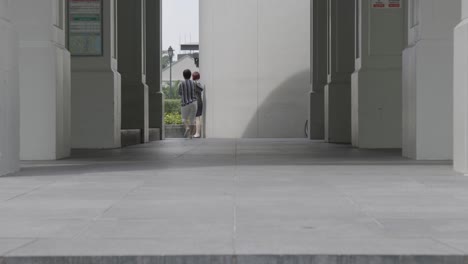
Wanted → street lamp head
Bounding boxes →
[168,46,174,59]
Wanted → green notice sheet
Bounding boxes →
[69,0,103,56]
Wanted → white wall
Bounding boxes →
[403,0,460,160]
[11,0,71,160]
[200,0,310,138]
[0,0,19,176]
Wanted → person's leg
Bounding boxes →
[194,102,203,138]
[194,117,201,138]
[189,104,198,139]
[181,106,191,138]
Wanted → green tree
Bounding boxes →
[162,80,181,100]
[162,54,171,69]
[162,50,173,69]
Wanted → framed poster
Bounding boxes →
[68,0,103,56]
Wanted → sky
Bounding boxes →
[162,0,199,57]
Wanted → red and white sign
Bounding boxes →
[388,0,401,8]
[371,0,401,9]
[372,0,386,8]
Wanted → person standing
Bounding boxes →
[192,71,204,138]
[179,69,198,139]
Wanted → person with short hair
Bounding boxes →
[192,71,204,138]
[179,69,198,139]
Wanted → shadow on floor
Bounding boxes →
[6,139,452,178]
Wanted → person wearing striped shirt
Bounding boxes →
[178,69,198,139]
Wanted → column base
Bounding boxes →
[20,44,71,160]
[402,41,453,160]
[309,91,325,140]
[0,17,19,176]
[72,70,121,149]
[143,83,149,143]
[324,83,351,144]
[351,69,402,149]
[122,83,149,144]
[149,91,164,140]
[121,129,142,147]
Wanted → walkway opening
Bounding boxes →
[162,0,201,139]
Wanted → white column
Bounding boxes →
[310,0,327,140]
[199,0,216,137]
[118,0,149,143]
[11,0,71,160]
[352,0,405,149]
[324,0,355,143]
[0,0,19,176]
[147,0,164,140]
[454,0,468,173]
[403,0,460,160]
[71,0,121,149]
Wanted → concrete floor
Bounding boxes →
[0,139,468,262]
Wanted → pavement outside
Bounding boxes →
[0,139,468,263]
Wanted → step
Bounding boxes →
[1,255,467,264]
[149,128,161,141]
[121,129,142,147]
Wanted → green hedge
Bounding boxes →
[165,112,183,125]
[165,99,181,114]
[164,99,182,125]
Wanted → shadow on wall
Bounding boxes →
[241,70,311,138]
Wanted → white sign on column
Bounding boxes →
[371,0,401,9]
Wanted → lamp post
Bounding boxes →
[168,46,174,91]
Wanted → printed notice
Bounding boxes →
[388,0,402,8]
[68,0,103,56]
[372,0,386,8]
[371,0,401,9]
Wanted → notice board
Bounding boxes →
[68,0,103,56]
